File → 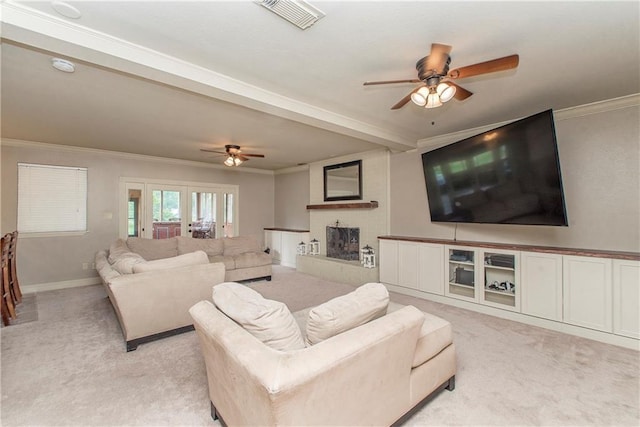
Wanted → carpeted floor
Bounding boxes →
[1,265,638,426]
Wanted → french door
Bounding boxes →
[120,179,238,240]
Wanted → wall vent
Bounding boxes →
[257,0,325,30]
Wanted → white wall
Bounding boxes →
[308,149,389,256]
[389,100,640,253]
[1,141,275,287]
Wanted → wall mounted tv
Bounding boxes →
[421,109,568,226]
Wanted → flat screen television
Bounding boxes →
[421,109,568,226]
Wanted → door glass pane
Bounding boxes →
[152,190,181,239]
[127,189,141,237]
[191,191,216,239]
[223,193,234,238]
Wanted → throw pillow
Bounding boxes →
[306,282,389,346]
[212,282,305,352]
[111,252,146,274]
[132,250,209,273]
[107,239,131,264]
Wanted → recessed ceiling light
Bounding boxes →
[51,1,81,19]
[51,58,75,73]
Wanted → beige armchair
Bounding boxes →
[190,298,456,426]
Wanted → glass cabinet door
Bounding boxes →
[446,247,476,301]
[482,251,520,311]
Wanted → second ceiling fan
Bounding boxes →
[201,144,265,167]
[364,43,519,109]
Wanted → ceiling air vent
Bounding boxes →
[257,0,325,30]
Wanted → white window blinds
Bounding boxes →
[17,163,88,233]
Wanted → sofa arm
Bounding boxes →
[108,262,225,342]
[190,301,423,426]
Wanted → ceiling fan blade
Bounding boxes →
[242,153,265,158]
[425,43,452,75]
[364,79,421,86]
[200,149,227,155]
[237,154,250,162]
[447,81,473,100]
[448,54,519,79]
[391,87,420,110]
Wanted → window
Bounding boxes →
[17,163,88,234]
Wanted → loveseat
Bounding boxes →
[96,235,271,351]
[189,282,456,426]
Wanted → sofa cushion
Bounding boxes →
[223,235,261,257]
[107,239,131,264]
[233,251,272,269]
[209,255,235,271]
[212,282,305,352]
[132,250,209,273]
[176,236,224,257]
[306,282,389,346]
[127,237,178,261]
[111,252,147,274]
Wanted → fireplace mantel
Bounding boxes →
[306,201,378,210]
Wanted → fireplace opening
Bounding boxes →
[326,226,360,261]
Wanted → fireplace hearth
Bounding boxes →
[326,226,360,261]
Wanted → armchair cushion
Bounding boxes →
[306,282,389,345]
[212,282,305,351]
[132,250,209,273]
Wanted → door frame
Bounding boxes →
[119,177,239,239]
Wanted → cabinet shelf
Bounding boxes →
[450,282,474,289]
[450,260,474,267]
[485,264,515,272]
[484,287,516,297]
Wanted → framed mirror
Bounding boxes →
[323,160,362,202]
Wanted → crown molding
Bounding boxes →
[274,164,310,175]
[417,94,640,151]
[0,1,416,152]
[1,138,275,175]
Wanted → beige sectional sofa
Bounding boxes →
[189,282,456,426]
[96,235,272,351]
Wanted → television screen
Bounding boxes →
[421,109,568,226]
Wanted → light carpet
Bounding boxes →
[1,265,638,426]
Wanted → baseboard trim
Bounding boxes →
[384,283,640,351]
[22,277,101,294]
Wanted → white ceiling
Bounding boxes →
[1,1,638,170]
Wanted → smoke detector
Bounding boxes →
[257,0,325,30]
[51,58,75,73]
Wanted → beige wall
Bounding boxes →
[1,142,275,286]
[389,103,640,253]
[274,168,310,230]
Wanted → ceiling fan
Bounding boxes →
[200,144,265,167]
[364,43,519,110]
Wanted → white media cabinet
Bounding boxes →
[379,236,639,350]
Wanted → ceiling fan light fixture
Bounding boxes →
[411,86,429,107]
[224,155,244,167]
[437,82,456,103]
[425,90,443,109]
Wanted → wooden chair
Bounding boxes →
[7,231,22,304]
[1,235,16,325]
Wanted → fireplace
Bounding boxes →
[326,226,360,261]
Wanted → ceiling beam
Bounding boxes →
[0,1,417,152]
